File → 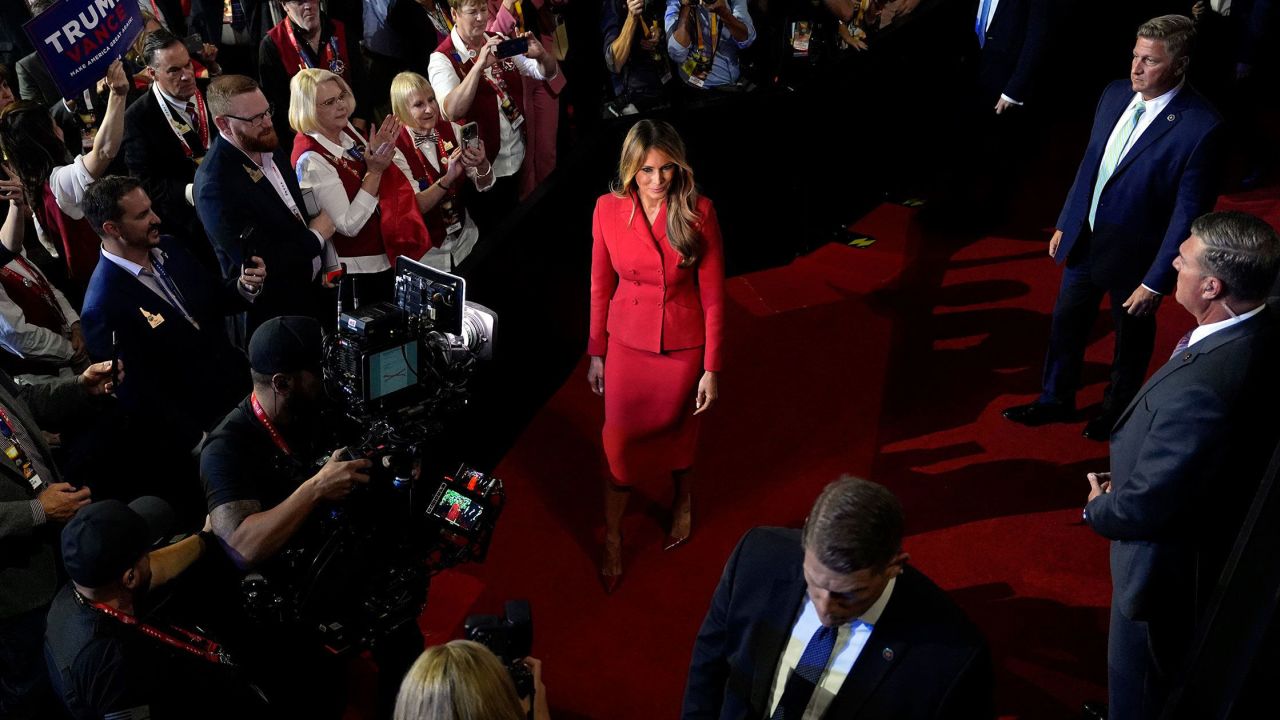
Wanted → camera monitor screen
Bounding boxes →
[365,341,418,402]
[430,488,485,531]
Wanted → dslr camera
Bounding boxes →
[466,600,535,698]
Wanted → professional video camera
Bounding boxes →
[240,260,504,654]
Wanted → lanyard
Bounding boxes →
[152,83,210,160]
[1,256,67,328]
[514,1,526,33]
[285,21,346,76]
[693,8,721,63]
[0,406,43,490]
[251,393,292,456]
[75,590,236,666]
[426,3,453,35]
[319,128,372,187]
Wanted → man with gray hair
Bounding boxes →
[683,476,993,719]
[1084,211,1280,718]
[1005,14,1224,441]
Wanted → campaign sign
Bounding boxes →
[23,0,143,100]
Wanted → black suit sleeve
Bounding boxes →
[935,638,995,719]
[682,528,753,719]
[123,102,190,223]
[1001,0,1048,103]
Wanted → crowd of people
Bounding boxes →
[0,0,1277,719]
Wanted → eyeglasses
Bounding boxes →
[223,105,274,126]
[319,90,350,109]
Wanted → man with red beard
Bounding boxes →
[194,75,338,344]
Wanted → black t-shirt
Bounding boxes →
[200,396,320,514]
[43,584,249,720]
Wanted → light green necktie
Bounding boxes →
[1089,100,1146,228]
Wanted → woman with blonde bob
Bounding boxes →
[289,68,428,305]
[587,119,725,592]
[389,71,492,271]
[393,640,549,720]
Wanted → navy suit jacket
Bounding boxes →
[1054,80,1222,294]
[79,237,249,447]
[194,135,332,339]
[1087,306,1280,625]
[682,527,993,719]
[974,0,1048,104]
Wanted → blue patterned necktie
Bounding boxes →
[772,625,837,720]
[227,0,247,32]
[1089,100,1146,228]
[975,0,994,47]
[1169,330,1193,359]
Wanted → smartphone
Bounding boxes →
[182,33,204,58]
[239,225,258,271]
[459,122,480,151]
[300,187,321,218]
[110,331,120,388]
[494,36,529,59]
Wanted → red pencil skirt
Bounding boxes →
[602,339,704,487]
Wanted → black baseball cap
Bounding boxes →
[249,315,323,374]
[61,497,178,589]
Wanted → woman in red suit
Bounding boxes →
[588,119,724,592]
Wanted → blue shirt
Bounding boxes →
[665,0,756,89]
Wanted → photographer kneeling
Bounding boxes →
[200,316,425,717]
[394,640,550,720]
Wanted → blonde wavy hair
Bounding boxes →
[288,68,356,136]
[393,640,525,720]
[610,119,702,268]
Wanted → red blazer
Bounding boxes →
[589,192,725,372]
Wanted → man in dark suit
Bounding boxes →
[972,0,1049,114]
[1004,14,1223,439]
[0,363,115,719]
[78,176,264,520]
[189,0,271,76]
[194,74,336,344]
[0,1,33,71]
[14,1,58,108]
[683,477,993,719]
[1084,210,1280,719]
[124,29,220,270]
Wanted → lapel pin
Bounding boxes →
[882,648,894,661]
[1167,114,1176,122]
[243,164,264,183]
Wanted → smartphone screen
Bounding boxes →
[494,37,529,59]
[300,187,321,217]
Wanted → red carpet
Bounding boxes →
[376,188,1280,719]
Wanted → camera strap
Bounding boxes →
[251,393,293,456]
[683,8,720,86]
[74,590,237,667]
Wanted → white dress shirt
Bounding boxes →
[295,129,390,274]
[1102,81,1183,171]
[767,577,897,720]
[428,28,550,179]
[1188,304,1265,348]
